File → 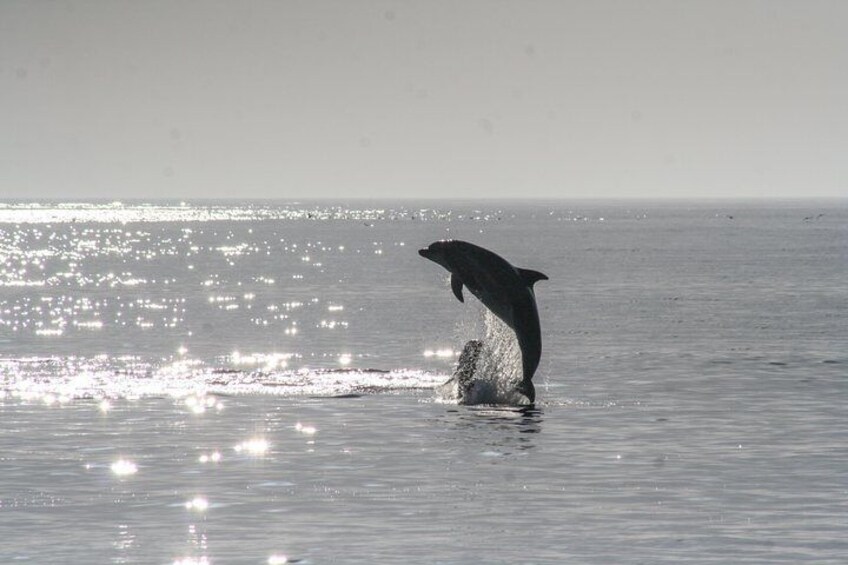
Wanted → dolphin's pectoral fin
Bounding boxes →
[450,273,465,302]
[517,268,549,288]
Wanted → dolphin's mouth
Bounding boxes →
[418,248,432,259]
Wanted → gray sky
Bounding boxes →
[1,1,846,200]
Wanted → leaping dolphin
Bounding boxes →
[418,240,547,403]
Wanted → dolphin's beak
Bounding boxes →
[418,248,432,259]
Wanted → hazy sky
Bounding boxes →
[1,1,846,200]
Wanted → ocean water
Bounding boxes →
[0,200,845,564]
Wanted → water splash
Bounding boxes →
[477,310,523,385]
[437,309,527,405]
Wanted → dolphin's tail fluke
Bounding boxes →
[515,378,536,404]
[517,268,548,288]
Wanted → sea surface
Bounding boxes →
[0,200,845,564]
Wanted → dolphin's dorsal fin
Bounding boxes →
[518,268,548,288]
[451,273,465,302]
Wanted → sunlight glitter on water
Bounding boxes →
[231,351,294,371]
[110,459,138,476]
[198,451,222,464]
[0,354,447,400]
[294,422,317,435]
[234,438,270,456]
[0,201,455,224]
[423,348,458,358]
[172,557,210,565]
[184,394,223,414]
[184,496,209,512]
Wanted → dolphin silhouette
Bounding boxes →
[418,240,547,402]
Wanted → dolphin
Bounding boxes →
[418,240,547,403]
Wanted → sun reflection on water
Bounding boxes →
[110,459,138,476]
[198,451,222,464]
[184,395,223,414]
[423,348,458,359]
[295,422,317,435]
[1,202,459,404]
[234,438,270,456]
[0,355,445,400]
[172,557,210,565]
[184,496,209,512]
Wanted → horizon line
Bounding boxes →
[1,195,845,203]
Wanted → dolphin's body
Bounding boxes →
[418,240,547,403]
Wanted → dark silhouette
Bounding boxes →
[419,240,547,403]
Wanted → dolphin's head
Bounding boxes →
[418,239,456,270]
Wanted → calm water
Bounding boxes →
[0,200,846,563]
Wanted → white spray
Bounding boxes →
[440,307,526,404]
